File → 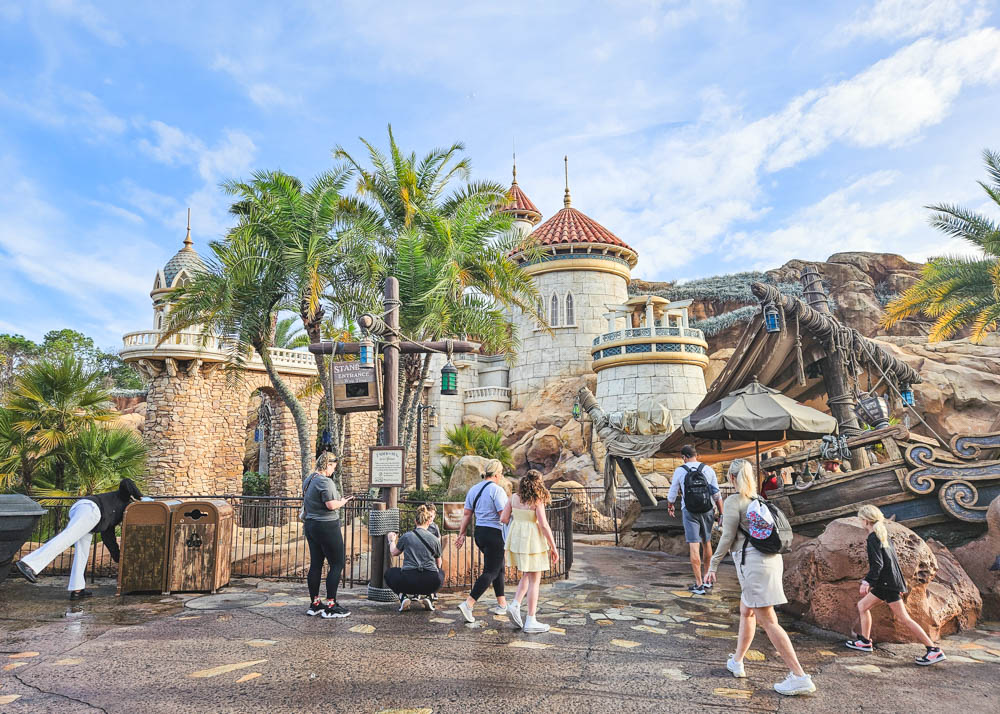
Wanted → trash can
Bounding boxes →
[0,495,46,584]
[117,499,182,595]
[167,500,234,594]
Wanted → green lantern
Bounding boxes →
[441,361,458,395]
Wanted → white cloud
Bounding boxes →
[212,54,298,109]
[840,0,990,41]
[41,0,123,46]
[0,85,126,139]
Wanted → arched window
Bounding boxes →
[565,292,575,326]
[157,315,163,330]
[550,294,560,327]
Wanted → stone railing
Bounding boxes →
[593,326,704,346]
[463,386,512,403]
[121,330,317,375]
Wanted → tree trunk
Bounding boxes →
[303,305,343,483]
[401,354,432,461]
[258,346,313,480]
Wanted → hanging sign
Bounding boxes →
[369,446,405,487]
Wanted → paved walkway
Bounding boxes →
[1,544,998,713]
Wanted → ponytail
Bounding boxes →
[415,504,434,526]
[728,459,757,499]
[858,504,889,546]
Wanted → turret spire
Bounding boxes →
[182,207,193,251]
[512,142,517,185]
[563,155,572,208]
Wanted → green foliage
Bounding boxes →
[640,272,803,304]
[431,459,455,490]
[404,482,450,503]
[884,149,1000,342]
[690,306,760,337]
[273,316,311,349]
[33,424,146,499]
[438,424,513,470]
[242,471,271,496]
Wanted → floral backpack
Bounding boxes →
[739,497,793,564]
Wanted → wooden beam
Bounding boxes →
[308,340,480,356]
[615,456,658,507]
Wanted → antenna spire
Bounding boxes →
[563,155,571,208]
[183,208,193,250]
[512,140,517,184]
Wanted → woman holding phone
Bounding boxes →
[302,452,354,619]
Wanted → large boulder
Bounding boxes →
[782,517,981,641]
[498,374,596,446]
[445,455,514,500]
[461,414,498,432]
[526,425,563,471]
[545,452,601,489]
[954,496,1000,618]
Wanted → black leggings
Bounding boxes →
[304,519,345,601]
[385,567,445,596]
[470,527,505,600]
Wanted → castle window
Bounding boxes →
[565,292,575,326]
[537,298,544,328]
[157,315,163,330]
[550,294,560,327]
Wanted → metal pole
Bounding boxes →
[416,406,423,492]
[371,277,400,592]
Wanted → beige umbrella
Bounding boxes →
[682,378,838,475]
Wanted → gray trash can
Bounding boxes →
[0,495,46,584]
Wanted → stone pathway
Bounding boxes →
[0,545,997,713]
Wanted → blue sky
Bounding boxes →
[2,0,1000,349]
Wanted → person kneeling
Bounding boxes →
[386,505,444,612]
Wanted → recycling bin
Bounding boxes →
[166,500,234,594]
[0,495,45,584]
[117,499,182,595]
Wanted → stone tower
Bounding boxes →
[507,158,637,408]
[122,215,319,496]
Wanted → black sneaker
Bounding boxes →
[306,600,325,616]
[69,589,93,601]
[321,603,350,619]
[915,648,946,665]
[702,581,714,590]
[688,584,706,595]
[15,561,38,583]
[845,638,873,652]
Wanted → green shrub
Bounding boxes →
[242,471,270,496]
[438,424,513,470]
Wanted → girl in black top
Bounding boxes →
[846,505,945,665]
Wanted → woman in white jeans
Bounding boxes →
[16,479,143,599]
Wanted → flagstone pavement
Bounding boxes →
[1,544,997,713]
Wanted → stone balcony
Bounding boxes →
[121,330,318,377]
[589,325,709,372]
[463,386,511,423]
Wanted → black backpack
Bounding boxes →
[682,464,714,514]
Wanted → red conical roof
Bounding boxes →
[529,205,635,253]
[500,180,542,224]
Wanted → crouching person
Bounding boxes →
[15,479,143,600]
[386,504,444,612]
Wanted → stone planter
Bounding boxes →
[0,495,46,584]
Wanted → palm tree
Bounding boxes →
[273,316,310,349]
[883,149,1000,341]
[33,424,146,499]
[438,424,513,471]
[0,408,48,494]
[3,356,114,492]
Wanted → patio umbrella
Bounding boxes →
[681,378,838,476]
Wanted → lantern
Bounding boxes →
[253,427,261,443]
[572,398,582,421]
[764,303,781,333]
[427,406,438,428]
[855,391,890,429]
[900,385,915,407]
[321,428,332,445]
[359,335,375,368]
[440,360,458,395]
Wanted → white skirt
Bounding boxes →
[733,545,787,608]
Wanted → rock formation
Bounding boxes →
[954,496,1000,618]
[445,455,513,501]
[782,517,981,642]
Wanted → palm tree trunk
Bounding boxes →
[303,306,342,469]
[401,354,432,461]
[258,347,313,480]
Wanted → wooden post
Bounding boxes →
[383,277,400,509]
[614,456,658,507]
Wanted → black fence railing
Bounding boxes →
[14,494,574,591]
[550,486,670,542]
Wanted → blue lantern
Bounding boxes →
[321,428,332,445]
[764,303,781,333]
[359,335,375,368]
[900,385,915,407]
[253,427,261,443]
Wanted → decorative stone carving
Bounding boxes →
[164,357,178,377]
[185,358,202,377]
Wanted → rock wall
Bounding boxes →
[954,496,1000,618]
[782,517,981,642]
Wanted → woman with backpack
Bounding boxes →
[386,504,445,612]
[845,505,945,665]
[705,459,816,696]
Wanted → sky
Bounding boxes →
[1,0,999,349]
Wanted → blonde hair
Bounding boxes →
[858,504,889,546]
[484,459,504,479]
[415,504,434,527]
[728,459,757,499]
[316,452,337,471]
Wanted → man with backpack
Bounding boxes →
[666,444,723,595]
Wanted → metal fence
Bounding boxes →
[550,486,671,543]
[14,494,574,591]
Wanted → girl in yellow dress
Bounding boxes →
[501,470,559,633]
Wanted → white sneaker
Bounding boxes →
[488,605,507,616]
[421,597,434,611]
[522,620,550,634]
[774,672,816,696]
[726,654,746,678]
[398,597,411,613]
[458,601,475,624]
[507,601,524,629]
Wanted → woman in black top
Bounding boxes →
[846,505,945,665]
[386,504,444,612]
[302,452,353,619]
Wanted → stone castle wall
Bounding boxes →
[596,362,707,428]
[509,267,628,408]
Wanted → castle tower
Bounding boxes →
[507,158,637,408]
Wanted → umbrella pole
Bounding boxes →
[756,441,761,492]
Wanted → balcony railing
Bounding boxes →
[593,326,703,345]
[121,330,317,374]
[463,386,512,402]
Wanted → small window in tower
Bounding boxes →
[157,315,163,330]
[550,294,560,327]
[537,298,544,328]
[565,293,575,326]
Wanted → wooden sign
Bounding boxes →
[369,446,404,487]
[332,362,381,414]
